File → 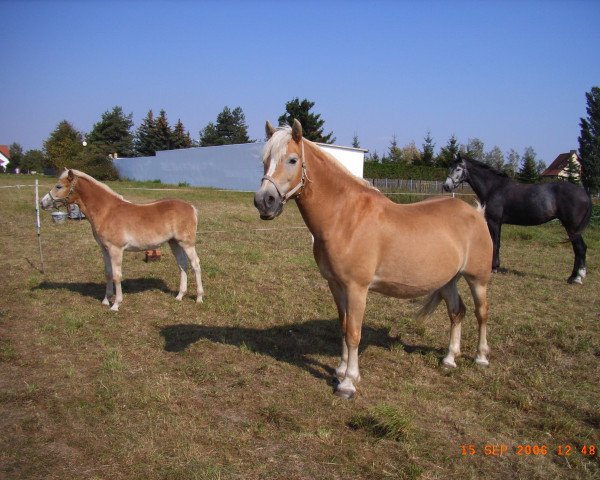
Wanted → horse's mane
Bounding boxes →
[264,125,379,193]
[62,169,128,202]
[462,156,509,178]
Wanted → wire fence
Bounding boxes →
[366,178,474,195]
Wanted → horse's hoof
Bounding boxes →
[567,276,582,285]
[475,357,489,367]
[196,296,203,304]
[492,268,498,274]
[102,298,110,306]
[334,387,355,399]
[175,294,184,301]
[442,358,457,369]
[110,304,119,312]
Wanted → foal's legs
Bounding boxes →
[440,279,466,368]
[567,234,587,284]
[327,280,348,380]
[93,232,113,306]
[181,243,204,303]
[335,284,367,399]
[169,240,189,301]
[107,245,124,311]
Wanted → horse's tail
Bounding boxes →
[415,290,443,321]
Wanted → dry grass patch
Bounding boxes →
[0,175,598,479]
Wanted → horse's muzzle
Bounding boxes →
[254,184,283,220]
[40,194,55,211]
[443,180,454,192]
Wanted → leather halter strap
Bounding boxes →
[49,174,78,208]
[261,140,307,205]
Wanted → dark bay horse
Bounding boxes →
[41,169,204,310]
[444,154,592,284]
[255,120,493,399]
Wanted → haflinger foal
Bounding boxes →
[254,120,493,399]
[41,169,203,311]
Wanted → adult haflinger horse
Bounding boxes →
[444,154,593,284]
[254,120,493,398]
[41,169,204,311]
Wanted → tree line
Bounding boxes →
[5,88,600,193]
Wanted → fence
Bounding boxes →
[366,178,474,195]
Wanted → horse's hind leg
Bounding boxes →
[100,244,114,306]
[465,278,490,366]
[169,240,189,301]
[107,245,124,311]
[181,243,204,303]
[440,279,466,368]
[567,234,587,284]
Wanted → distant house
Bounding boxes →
[0,145,10,172]
[541,150,581,180]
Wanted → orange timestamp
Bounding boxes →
[460,444,597,457]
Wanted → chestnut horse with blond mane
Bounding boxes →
[254,120,493,398]
[41,169,203,311]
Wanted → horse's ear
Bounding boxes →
[291,118,303,143]
[265,121,276,140]
[455,152,462,162]
[67,169,74,181]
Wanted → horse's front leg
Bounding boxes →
[335,285,367,399]
[100,245,114,306]
[327,280,348,380]
[107,245,124,311]
[487,220,502,272]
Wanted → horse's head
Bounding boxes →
[254,119,306,220]
[40,169,79,210]
[443,154,468,192]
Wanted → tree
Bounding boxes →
[352,133,360,149]
[8,143,23,170]
[172,119,194,149]
[385,135,403,163]
[366,150,380,163]
[518,146,539,183]
[465,138,485,162]
[402,141,421,165]
[564,155,581,184]
[200,106,252,146]
[87,106,134,158]
[20,149,46,173]
[578,86,600,193]
[154,109,173,152]
[135,110,158,156]
[419,131,435,166]
[278,98,335,143]
[484,146,504,170]
[436,135,459,168]
[504,149,520,177]
[43,120,85,171]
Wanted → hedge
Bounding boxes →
[364,161,448,180]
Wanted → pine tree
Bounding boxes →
[419,131,435,166]
[385,135,403,163]
[578,86,600,193]
[154,110,173,152]
[436,135,459,168]
[87,106,134,158]
[564,154,581,184]
[135,110,158,156]
[352,133,360,149]
[172,119,193,149]
[278,98,335,143]
[200,106,252,146]
[518,147,539,183]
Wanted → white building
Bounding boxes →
[114,142,366,191]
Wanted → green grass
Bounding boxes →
[0,175,599,479]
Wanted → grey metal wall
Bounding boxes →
[114,142,266,191]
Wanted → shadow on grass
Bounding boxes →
[160,319,444,383]
[33,277,172,299]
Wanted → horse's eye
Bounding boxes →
[55,184,63,189]
[288,158,297,165]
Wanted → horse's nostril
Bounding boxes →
[266,195,275,207]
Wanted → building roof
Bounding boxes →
[0,145,10,168]
[541,150,579,177]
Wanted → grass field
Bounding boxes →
[1,174,599,480]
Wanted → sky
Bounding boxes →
[1,0,599,166]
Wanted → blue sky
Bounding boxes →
[1,0,599,165]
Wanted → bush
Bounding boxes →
[364,161,447,180]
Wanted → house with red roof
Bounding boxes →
[0,145,10,172]
[541,150,581,181]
